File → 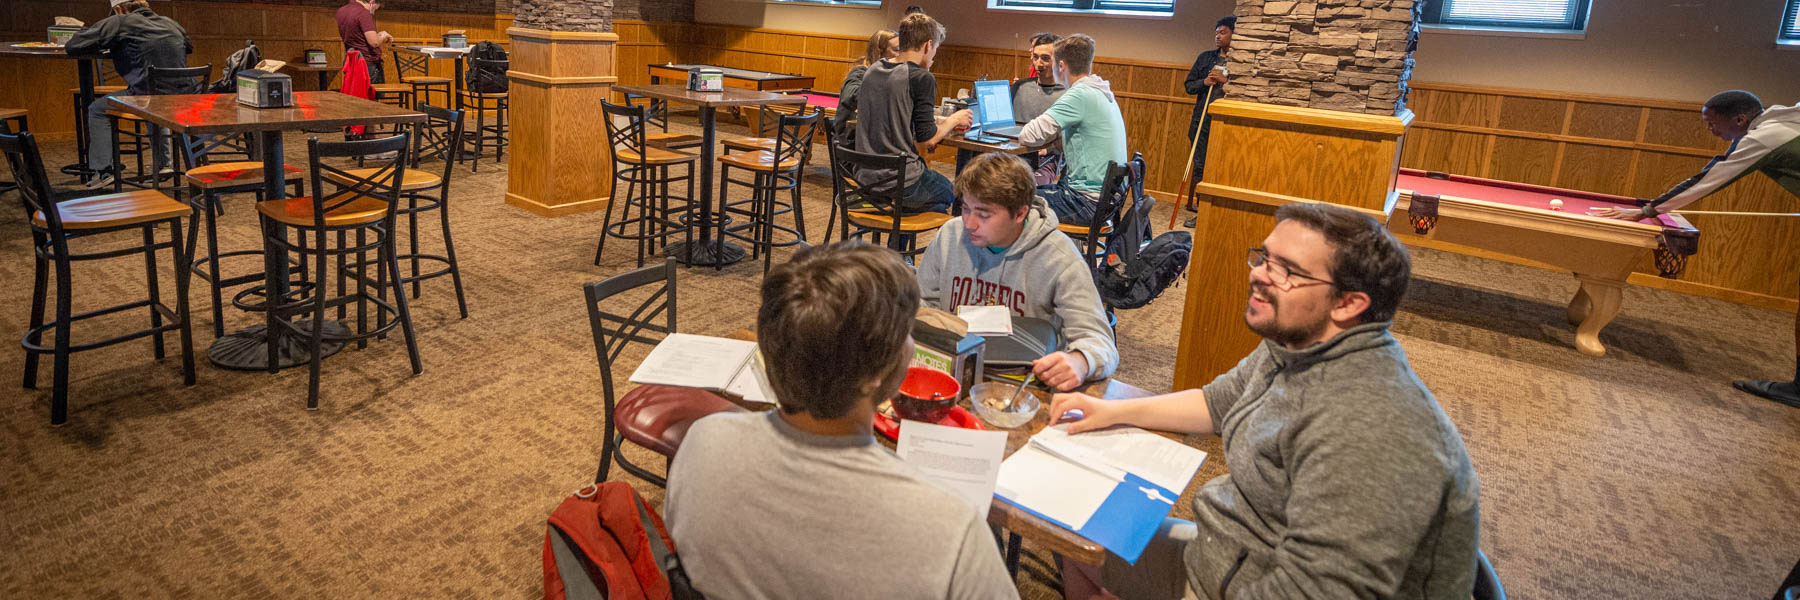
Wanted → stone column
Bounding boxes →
[504,1,619,217]
[1223,0,1421,115]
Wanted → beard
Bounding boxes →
[1245,284,1331,348]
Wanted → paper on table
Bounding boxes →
[722,351,778,405]
[995,445,1114,530]
[896,421,1009,519]
[628,333,757,392]
[1034,424,1207,493]
[956,305,1013,336]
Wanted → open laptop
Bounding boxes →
[972,79,1023,138]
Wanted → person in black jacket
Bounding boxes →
[1180,16,1235,215]
[65,0,192,188]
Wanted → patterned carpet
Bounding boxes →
[2,118,1796,599]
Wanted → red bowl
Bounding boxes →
[892,365,961,422]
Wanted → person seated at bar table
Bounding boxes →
[1016,33,1128,227]
[917,152,1118,392]
[666,241,1019,600]
[65,0,193,190]
[854,12,972,214]
[955,32,1067,174]
[1050,203,1482,599]
[835,29,898,143]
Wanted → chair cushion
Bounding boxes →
[402,76,452,84]
[846,209,953,233]
[32,190,190,230]
[720,150,800,172]
[722,136,776,151]
[617,146,699,165]
[614,384,748,457]
[324,167,444,191]
[256,195,389,227]
[184,162,304,189]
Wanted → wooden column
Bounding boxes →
[503,27,617,217]
[1171,100,1412,391]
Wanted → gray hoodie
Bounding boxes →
[1188,322,1481,599]
[917,198,1119,380]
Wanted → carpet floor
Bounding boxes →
[2,117,1796,599]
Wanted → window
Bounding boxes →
[987,0,1177,17]
[1783,0,1800,42]
[769,0,880,7]
[1420,0,1591,32]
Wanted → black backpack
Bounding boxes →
[465,41,509,94]
[1092,157,1192,310]
[208,41,261,93]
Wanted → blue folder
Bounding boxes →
[997,472,1181,564]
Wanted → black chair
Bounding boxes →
[4,130,195,425]
[831,144,952,261]
[460,57,509,172]
[326,103,470,318]
[1473,549,1505,600]
[583,258,744,487]
[254,134,420,408]
[597,100,698,268]
[0,108,26,196]
[104,65,214,192]
[621,92,701,150]
[177,128,308,339]
[392,48,452,109]
[720,108,821,273]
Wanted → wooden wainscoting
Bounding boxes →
[1403,82,1799,310]
[1,0,512,138]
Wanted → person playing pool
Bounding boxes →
[1589,90,1800,408]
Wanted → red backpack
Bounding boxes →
[543,482,704,600]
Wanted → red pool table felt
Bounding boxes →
[1397,168,1678,229]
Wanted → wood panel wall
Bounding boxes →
[1,0,513,138]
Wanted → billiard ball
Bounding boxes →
[1549,199,1563,210]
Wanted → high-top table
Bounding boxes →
[612,84,804,268]
[106,91,426,370]
[0,43,107,181]
[396,45,471,109]
[281,61,341,91]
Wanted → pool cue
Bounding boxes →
[1170,84,1218,230]
[1670,209,1800,218]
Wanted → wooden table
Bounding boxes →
[1,43,106,180]
[612,84,804,268]
[105,92,426,371]
[647,63,815,92]
[281,61,341,92]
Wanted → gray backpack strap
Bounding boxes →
[548,526,608,600]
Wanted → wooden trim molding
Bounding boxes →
[505,28,620,42]
[1209,100,1415,136]
[508,71,618,86]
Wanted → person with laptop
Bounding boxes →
[854,12,973,214]
[666,240,1020,599]
[917,152,1119,392]
[956,33,1066,173]
[1015,34,1129,227]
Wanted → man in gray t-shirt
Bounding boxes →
[666,241,1019,600]
[955,33,1065,176]
[1051,204,1480,599]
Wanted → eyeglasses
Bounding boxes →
[1247,247,1335,290]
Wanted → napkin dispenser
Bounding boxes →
[443,30,467,49]
[687,67,723,92]
[47,25,81,46]
[236,70,294,108]
[911,309,985,400]
[303,49,328,65]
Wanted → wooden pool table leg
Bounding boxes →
[1567,283,1592,325]
[1571,274,1623,356]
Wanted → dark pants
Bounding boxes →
[1188,119,1212,180]
[1040,184,1097,227]
[955,148,1046,174]
[901,169,955,214]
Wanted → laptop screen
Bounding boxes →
[974,80,1015,129]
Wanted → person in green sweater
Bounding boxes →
[1016,33,1129,228]
[1051,203,1481,599]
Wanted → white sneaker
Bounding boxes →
[83,173,116,190]
[370,151,398,160]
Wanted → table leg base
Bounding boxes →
[207,320,349,371]
[664,240,748,267]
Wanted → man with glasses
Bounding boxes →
[1050,203,1481,599]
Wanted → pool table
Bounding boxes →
[1391,168,1700,356]
[740,89,840,142]
[647,63,816,92]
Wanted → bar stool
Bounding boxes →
[460,57,509,172]
[254,134,420,408]
[622,93,701,150]
[722,103,782,154]
[719,109,821,273]
[369,59,414,137]
[830,145,952,262]
[177,130,307,339]
[0,108,25,196]
[69,63,128,181]
[4,130,195,425]
[596,100,698,268]
[392,49,452,109]
[325,104,469,318]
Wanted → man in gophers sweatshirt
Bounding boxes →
[917,152,1118,392]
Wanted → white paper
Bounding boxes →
[1034,424,1207,493]
[896,421,1009,519]
[722,351,778,405]
[956,305,1013,336]
[629,333,756,391]
[995,445,1114,530]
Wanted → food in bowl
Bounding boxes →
[891,365,961,422]
[969,381,1041,428]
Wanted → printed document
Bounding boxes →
[896,421,1008,518]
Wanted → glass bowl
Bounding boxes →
[968,381,1041,428]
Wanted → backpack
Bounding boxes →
[466,41,509,94]
[1097,230,1192,310]
[543,481,704,600]
[208,41,261,93]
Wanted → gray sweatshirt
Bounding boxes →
[916,197,1119,380]
[1188,322,1481,599]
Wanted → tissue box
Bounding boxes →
[911,319,986,402]
[687,68,723,92]
[304,49,328,65]
[236,70,293,108]
[47,26,80,46]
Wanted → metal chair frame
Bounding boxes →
[829,144,930,258]
[720,108,821,273]
[597,100,696,268]
[583,258,678,487]
[460,57,509,172]
[392,49,451,109]
[379,103,470,318]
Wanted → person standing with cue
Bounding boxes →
[1177,16,1235,227]
[1590,90,1800,408]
